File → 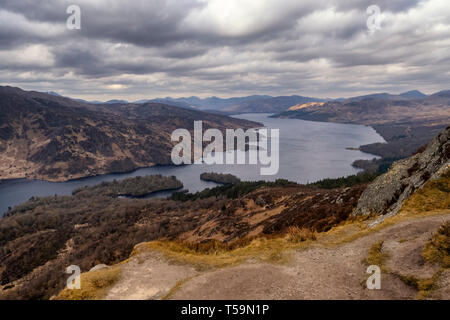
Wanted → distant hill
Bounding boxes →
[0,86,259,182]
[43,90,434,114]
[145,95,273,111]
[131,95,324,113]
[104,99,129,104]
[275,90,450,126]
[431,90,450,98]
[288,102,325,111]
[274,90,450,159]
[345,91,427,102]
[46,91,62,97]
[346,92,398,102]
[153,91,432,114]
[400,90,427,99]
[133,98,195,110]
[65,95,274,110]
[223,95,326,113]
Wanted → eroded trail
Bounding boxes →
[104,211,449,300]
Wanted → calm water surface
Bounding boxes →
[0,114,385,215]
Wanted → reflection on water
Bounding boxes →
[0,114,385,215]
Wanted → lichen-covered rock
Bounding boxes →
[354,126,450,216]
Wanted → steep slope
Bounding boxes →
[354,126,450,216]
[0,178,367,299]
[0,86,259,182]
[54,172,450,300]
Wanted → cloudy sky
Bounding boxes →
[0,0,449,100]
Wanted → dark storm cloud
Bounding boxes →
[1,0,205,47]
[332,0,422,13]
[78,0,203,47]
[161,43,207,59]
[53,47,158,77]
[1,0,320,49]
[0,0,448,99]
[0,0,68,22]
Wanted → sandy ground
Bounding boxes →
[104,212,449,300]
[104,250,198,300]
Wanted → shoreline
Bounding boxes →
[118,185,185,199]
[0,116,385,184]
[0,162,190,184]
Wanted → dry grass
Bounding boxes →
[397,271,442,300]
[166,238,255,255]
[352,170,449,246]
[132,227,318,270]
[131,235,312,271]
[363,240,441,299]
[54,265,121,300]
[130,207,449,274]
[323,179,450,247]
[402,170,450,213]
[55,170,449,299]
[422,222,450,268]
[286,226,317,243]
[362,220,449,300]
[365,240,389,271]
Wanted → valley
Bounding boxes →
[1,125,448,300]
[0,87,448,301]
[0,112,384,215]
[1,0,449,306]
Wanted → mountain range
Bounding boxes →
[3,86,449,182]
[48,90,436,114]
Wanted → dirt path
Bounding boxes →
[104,249,198,300]
[170,213,449,300]
[105,212,450,300]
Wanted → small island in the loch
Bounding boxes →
[200,172,241,185]
[72,175,183,198]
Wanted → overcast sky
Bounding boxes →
[0,0,449,100]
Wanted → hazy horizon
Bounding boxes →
[1,84,446,103]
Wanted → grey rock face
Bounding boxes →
[354,126,450,216]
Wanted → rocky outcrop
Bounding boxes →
[354,126,450,216]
